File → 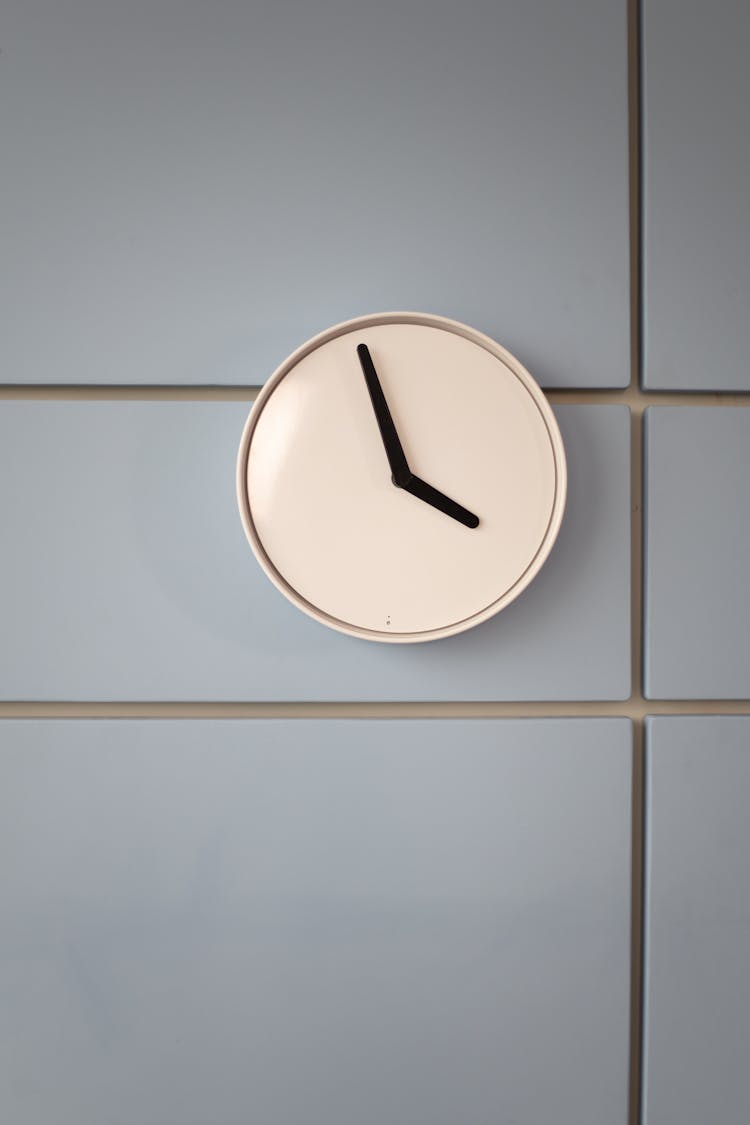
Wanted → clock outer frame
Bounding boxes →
[236,311,567,643]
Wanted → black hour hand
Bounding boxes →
[357,343,411,486]
[402,475,480,529]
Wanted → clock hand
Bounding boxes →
[356,343,479,529]
[402,475,480,529]
[356,343,411,486]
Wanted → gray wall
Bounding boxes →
[0,0,629,387]
[2,2,750,1124]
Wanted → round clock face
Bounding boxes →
[237,313,566,643]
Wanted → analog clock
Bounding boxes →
[236,312,566,642]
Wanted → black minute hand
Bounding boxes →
[357,343,411,486]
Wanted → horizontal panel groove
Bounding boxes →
[1,386,749,406]
[3,700,750,720]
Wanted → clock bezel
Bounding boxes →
[236,311,567,643]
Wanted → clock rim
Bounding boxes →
[236,311,567,643]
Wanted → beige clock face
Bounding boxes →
[237,313,566,642]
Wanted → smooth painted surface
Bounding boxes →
[0,0,629,388]
[644,408,750,699]
[0,402,630,700]
[644,716,750,1125]
[642,0,750,390]
[0,718,632,1125]
[242,316,563,640]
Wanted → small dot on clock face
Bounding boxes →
[244,320,561,638]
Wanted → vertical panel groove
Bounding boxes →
[628,0,646,1123]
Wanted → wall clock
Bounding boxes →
[236,312,566,643]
